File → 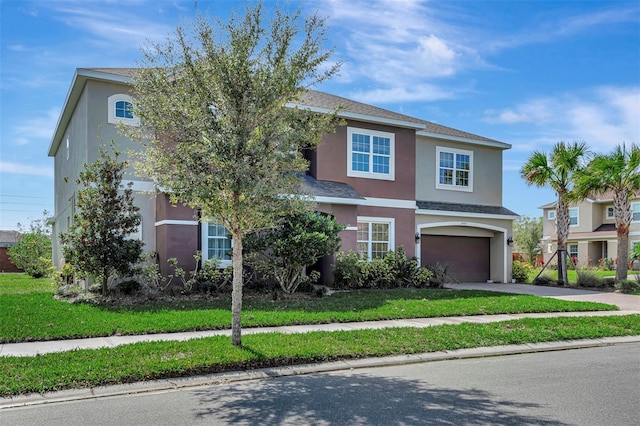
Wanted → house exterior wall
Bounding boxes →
[51,86,89,268]
[51,79,157,269]
[314,120,416,201]
[415,136,503,206]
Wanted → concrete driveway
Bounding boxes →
[446,282,640,312]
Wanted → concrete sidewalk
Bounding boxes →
[1,283,638,358]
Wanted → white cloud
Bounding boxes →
[483,86,640,153]
[348,83,456,104]
[12,108,61,143]
[53,6,173,48]
[322,0,484,102]
[0,162,54,177]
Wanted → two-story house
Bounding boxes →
[49,68,518,284]
[540,193,640,267]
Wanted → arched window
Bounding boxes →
[108,94,139,126]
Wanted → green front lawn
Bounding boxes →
[0,274,617,343]
[1,315,638,397]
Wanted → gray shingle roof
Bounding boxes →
[417,200,519,217]
[84,68,504,145]
[300,174,364,199]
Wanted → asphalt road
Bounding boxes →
[2,343,639,425]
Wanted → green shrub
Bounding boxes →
[7,232,52,278]
[332,251,364,289]
[614,279,640,294]
[576,266,604,288]
[512,261,532,283]
[332,248,432,290]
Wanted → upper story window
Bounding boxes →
[108,94,140,126]
[606,206,615,219]
[347,127,395,181]
[547,210,556,221]
[436,146,473,192]
[201,222,232,267]
[632,203,640,222]
[357,217,394,261]
[569,207,579,226]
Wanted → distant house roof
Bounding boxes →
[0,230,20,248]
[49,67,509,156]
[417,201,519,218]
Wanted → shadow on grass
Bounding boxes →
[191,369,567,425]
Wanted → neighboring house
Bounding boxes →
[0,230,22,272]
[48,68,518,283]
[540,192,640,267]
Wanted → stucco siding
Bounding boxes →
[416,136,503,206]
[314,120,416,201]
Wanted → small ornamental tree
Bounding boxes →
[513,215,543,264]
[8,232,52,278]
[128,3,340,345]
[245,212,344,294]
[60,144,143,296]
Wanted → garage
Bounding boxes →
[421,235,490,282]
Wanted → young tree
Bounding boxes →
[8,211,52,278]
[513,215,543,264]
[521,141,589,286]
[128,4,340,345]
[60,144,143,296]
[245,212,344,294]
[573,143,640,282]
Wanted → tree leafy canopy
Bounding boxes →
[513,216,542,264]
[127,2,341,345]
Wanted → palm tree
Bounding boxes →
[573,144,640,282]
[521,141,589,286]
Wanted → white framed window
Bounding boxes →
[436,146,473,192]
[569,207,579,227]
[201,222,232,267]
[357,217,394,261]
[108,94,140,126]
[347,127,395,181]
[632,203,640,222]
[547,210,556,220]
[606,206,615,219]
[568,243,578,259]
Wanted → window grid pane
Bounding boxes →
[207,223,231,261]
[115,100,133,119]
[633,205,640,221]
[352,134,370,153]
[438,150,470,188]
[352,153,369,172]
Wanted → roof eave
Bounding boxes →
[417,130,511,149]
[48,69,133,157]
[285,102,426,130]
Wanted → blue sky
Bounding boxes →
[1,0,639,230]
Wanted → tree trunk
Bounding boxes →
[556,197,570,286]
[614,191,631,283]
[101,274,108,296]
[231,233,243,346]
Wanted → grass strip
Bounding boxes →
[1,315,638,397]
[0,290,617,343]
